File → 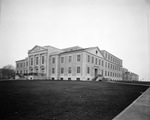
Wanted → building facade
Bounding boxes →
[101,50,123,81]
[123,71,139,81]
[16,45,123,81]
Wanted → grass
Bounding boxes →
[114,80,150,86]
[0,80,148,120]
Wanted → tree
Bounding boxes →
[1,65,15,79]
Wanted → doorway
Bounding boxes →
[95,68,98,77]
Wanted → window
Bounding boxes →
[24,62,25,67]
[88,55,90,62]
[87,67,90,74]
[105,53,107,59]
[111,64,112,69]
[105,62,107,67]
[68,67,71,74]
[20,63,22,67]
[26,61,28,66]
[92,57,94,63]
[61,68,64,74]
[52,68,55,74]
[102,70,103,75]
[77,55,81,62]
[61,57,64,63]
[96,50,98,54]
[42,56,44,64]
[108,63,110,68]
[41,67,44,74]
[77,67,80,73]
[36,57,38,65]
[99,59,101,65]
[95,58,97,65]
[102,60,104,66]
[17,63,19,67]
[105,71,107,76]
[69,56,72,62]
[52,57,55,63]
[108,71,109,76]
[108,55,110,60]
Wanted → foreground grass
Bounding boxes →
[0,80,148,120]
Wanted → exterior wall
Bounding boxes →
[28,51,47,77]
[51,51,84,81]
[16,45,139,81]
[123,72,139,81]
[84,51,104,81]
[101,50,123,81]
[122,68,128,80]
[16,58,28,76]
[0,69,2,79]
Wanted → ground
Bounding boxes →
[0,80,148,120]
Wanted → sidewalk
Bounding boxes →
[113,87,150,120]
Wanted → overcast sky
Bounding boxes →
[0,0,150,81]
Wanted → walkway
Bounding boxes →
[113,87,150,120]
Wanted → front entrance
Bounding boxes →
[95,68,98,77]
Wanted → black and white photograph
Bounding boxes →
[0,0,150,120]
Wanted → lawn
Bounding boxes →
[0,80,148,120]
[114,80,150,86]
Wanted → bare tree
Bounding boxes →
[1,65,15,79]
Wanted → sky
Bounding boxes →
[0,0,150,81]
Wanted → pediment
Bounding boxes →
[28,45,47,54]
[86,47,104,58]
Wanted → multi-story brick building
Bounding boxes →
[16,45,123,81]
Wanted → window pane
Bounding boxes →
[52,58,55,63]
[77,67,80,73]
[61,57,64,63]
[68,67,71,73]
[61,68,64,74]
[92,57,94,63]
[69,56,72,62]
[36,57,38,65]
[87,67,90,74]
[52,68,55,74]
[42,56,44,64]
[88,55,90,62]
[77,55,80,62]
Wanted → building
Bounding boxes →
[16,45,123,81]
[101,50,123,81]
[122,68,128,80]
[0,69,2,79]
[123,71,139,81]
